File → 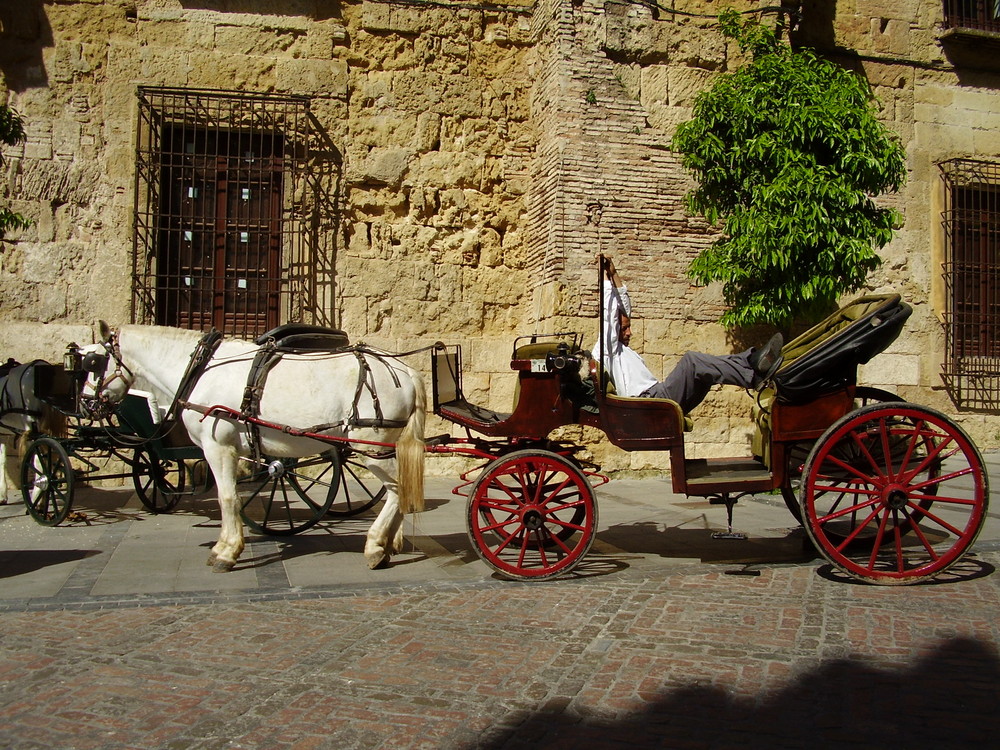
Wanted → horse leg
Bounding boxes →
[202,444,245,572]
[362,457,403,569]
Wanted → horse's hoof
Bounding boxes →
[206,552,218,566]
[212,559,235,573]
[365,551,389,570]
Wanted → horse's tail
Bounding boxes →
[396,367,426,515]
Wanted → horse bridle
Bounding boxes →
[79,329,135,420]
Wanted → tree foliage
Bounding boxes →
[1,104,30,243]
[671,10,906,328]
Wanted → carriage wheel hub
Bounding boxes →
[885,486,909,510]
[521,507,545,531]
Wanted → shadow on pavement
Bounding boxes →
[0,548,99,578]
[599,521,818,565]
[479,636,1000,749]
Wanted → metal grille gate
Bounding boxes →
[943,0,1000,33]
[940,158,1000,410]
[133,87,330,339]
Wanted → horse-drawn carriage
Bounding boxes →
[0,337,387,535]
[431,258,989,585]
[3,256,989,585]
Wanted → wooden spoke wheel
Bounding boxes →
[467,450,597,581]
[21,437,74,526]
[131,448,185,513]
[326,447,387,518]
[801,403,988,584]
[239,454,339,536]
[781,387,902,523]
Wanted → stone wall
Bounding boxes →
[3,0,1000,477]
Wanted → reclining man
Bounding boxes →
[593,257,783,414]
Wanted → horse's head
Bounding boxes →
[77,326,135,419]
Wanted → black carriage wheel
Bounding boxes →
[467,449,598,581]
[801,403,988,584]
[780,387,903,523]
[21,437,74,526]
[327,447,387,518]
[131,448,185,514]
[239,453,340,536]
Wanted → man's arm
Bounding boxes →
[602,256,631,318]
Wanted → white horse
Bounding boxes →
[1,361,68,502]
[82,324,426,571]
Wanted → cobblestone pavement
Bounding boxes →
[1,467,999,749]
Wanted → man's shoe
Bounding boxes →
[750,333,783,389]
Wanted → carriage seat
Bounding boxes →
[255,324,350,353]
[592,362,693,428]
[587,360,691,450]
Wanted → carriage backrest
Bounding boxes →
[432,345,463,411]
[773,293,911,404]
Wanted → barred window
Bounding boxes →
[943,1,1000,33]
[940,158,1000,409]
[133,87,336,339]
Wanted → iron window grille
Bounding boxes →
[133,87,338,339]
[943,0,1000,33]
[940,158,1000,410]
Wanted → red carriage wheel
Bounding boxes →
[467,450,598,580]
[801,403,988,584]
[780,387,903,523]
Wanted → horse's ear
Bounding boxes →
[97,320,112,343]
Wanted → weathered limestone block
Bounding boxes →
[415,112,442,152]
[390,223,444,265]
[463,266,525,308]
[859,353,921,388]
[393,298,485,338]
[358,113,420,150]
[478,227,504,267]
[667,66,714,109]
[0,322,95,364]
[392,71,482,118]
[351,147,414,187]
[410,151,486,190]
[276,57,348,97]
[602,3,655,58]
[431,228,479,266]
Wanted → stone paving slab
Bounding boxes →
[1,557,999,749]
[2,454,1000,608]
[1,459,999,748]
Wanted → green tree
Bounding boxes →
[671,9,906,328]
[1,104,30,242]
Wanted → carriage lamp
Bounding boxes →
[63,342,82,373]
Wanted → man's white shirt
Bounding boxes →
[592,280,658,398]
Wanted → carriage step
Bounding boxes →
[682,457,774,494]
